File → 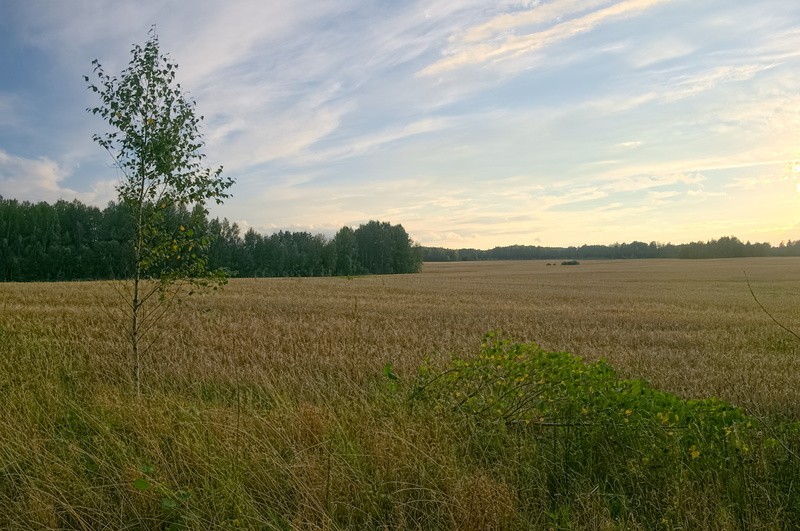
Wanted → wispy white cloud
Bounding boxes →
[587,62,778,115]
[0,150,115,204]
[168,2,347,88]
[204,83,351,173]
[725,174,787,190]
[626,38,695,68]
[298,118,452,164]
[647,190,681,200]
[420,0,669,76]
[458,0,614,44]
[602,172,705,193]
[616,140,642,149]
[664,63,778,101]
[686,188,725,198]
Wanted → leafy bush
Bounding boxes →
[410,333,800,527]
[561,260,580,265]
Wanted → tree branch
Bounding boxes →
[744,271,800,342]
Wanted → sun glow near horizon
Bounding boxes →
[790,162,800,196]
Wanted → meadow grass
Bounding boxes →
[1,258,799,528]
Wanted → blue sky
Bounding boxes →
[1,0,799,248]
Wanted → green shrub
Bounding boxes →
[410,333,800,528]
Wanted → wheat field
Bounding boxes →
[1,258,799,528]
[4,258,797,413]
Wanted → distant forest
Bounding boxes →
[3,196,799,282]
[421,237,800,262]
[0,197,421,282]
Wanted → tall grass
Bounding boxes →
[1,258,799,528]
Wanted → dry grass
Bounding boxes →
[3,258,798,414]
[1,258,799,528]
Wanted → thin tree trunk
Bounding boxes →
[132,271,140,397]
[132,153,147,397]
[131,199,143,397]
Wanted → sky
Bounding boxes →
[1,0,799,249]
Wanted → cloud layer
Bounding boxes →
[0,0,798,247]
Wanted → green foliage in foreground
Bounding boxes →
[2,329,799,529]
[411,334,800,528]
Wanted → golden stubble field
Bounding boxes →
[2,258,800,416]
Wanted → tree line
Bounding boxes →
[0,196,421,282]
[3,195,796,282]
[421,236,800,262]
